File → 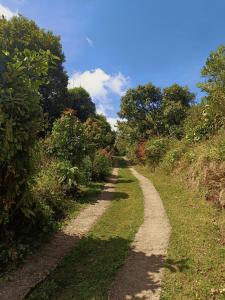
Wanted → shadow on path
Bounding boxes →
[25,235,189,300]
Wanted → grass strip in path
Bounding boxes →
[136,165,225,300]
[27,162,144,300]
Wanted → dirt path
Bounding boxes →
[0,168,118,300]
[109,167,171,300]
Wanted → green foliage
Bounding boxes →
[162,84,195,138]
[0,15,115,273]
[85,115,115,150]
[119,83,162,137]
[119,83,195,140]
[0,16,68,124]
[184,104,219,142]
[0,47,52,227]
[145,138,168,166]
[56,160,81,194]
[32,158,71,222]
[68,87,96,122]
[197,45,225,129]
[161,141,187,172]
[163,84,195,107]
[51,111,87,166]
[92,152,112,180]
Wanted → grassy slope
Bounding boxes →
[27,162,144,300]
[136,165,225,300]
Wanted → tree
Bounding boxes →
[68,87,96,122]
[198,45,225,121]
[162,84,195,107]
[161,84,195,138]
[0,16,68,125]
[0,48,52,225]
[119,83,162,137]
[85,115,115,150]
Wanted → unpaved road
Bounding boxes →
[0,168,118,300]
[109,167,171,300]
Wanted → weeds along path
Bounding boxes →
[0,168,118,300]
[109,167,171,300]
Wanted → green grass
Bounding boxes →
[27,162,144,300]
[136,165,225,300]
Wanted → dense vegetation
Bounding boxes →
[117,44,225,207]
[0,16,115,272]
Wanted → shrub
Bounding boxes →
[161,142,187,172]
[0,48,51,230]
[184,104,221,142]
[145,137,168,167]
[92,152,112,180]
[51,110,87,166]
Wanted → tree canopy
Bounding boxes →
[0,16,68,125]
[119,82,195,139]
[67,87,96,122]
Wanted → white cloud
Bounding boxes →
[86,36,94,48]
[0,4,17,19]
[68,68,129,116]
[107,117,119,131]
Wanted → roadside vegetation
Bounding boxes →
[117,45,225,207]
[27,160,144,300]
[116,45,225,298]
[0,16,115,274]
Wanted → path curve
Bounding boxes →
[0,168,118,300]
[109,167,171,300]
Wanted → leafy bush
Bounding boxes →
[32,159,74,222]
[184,102,222,143]
[161,141,187,172]
[56,160,81,194]
[145,138,168,167]
[92,152,112,180]
[51,110,87,166]
[0,48,52,230]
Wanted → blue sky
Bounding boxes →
[1,0,225,126]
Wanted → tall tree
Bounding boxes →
[0,16,68,125]
[198,45,225,119]
[162,84,195,107]
[68,87,96,122]
[162,84,195,137]
[119,83,162,137]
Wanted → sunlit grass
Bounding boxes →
[136,165,225,300]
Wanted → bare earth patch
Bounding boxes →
[0,168,118,300]
[109,167,171,300]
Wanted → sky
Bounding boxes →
[1,0,225,128]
